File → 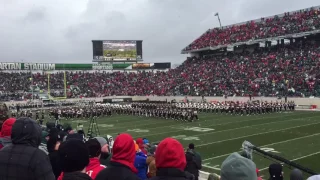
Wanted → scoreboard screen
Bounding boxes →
[92,40,143,61]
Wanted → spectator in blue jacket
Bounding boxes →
[134,149,148,180]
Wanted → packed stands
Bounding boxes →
[183,7,320,51]
[1,38,320,100]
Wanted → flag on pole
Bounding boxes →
[214,12,219,16]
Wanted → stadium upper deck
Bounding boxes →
[182,6,320,53]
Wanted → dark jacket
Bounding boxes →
[148,168,190,180]
[62,172,92,180]
[49,151,62,179]
[95,161,140,180]
[0,117,55,180]
[47,128,62,179]
[185,150,202,178]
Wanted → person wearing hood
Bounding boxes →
[136,137,147,155]
[0,117,55,180]
[149,137,190,180]
[0,117,16,149]
[220,152,257,180]
[290,169,303,180]
[95,133,140,180]
[134,147,148,180]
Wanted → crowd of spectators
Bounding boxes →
[183,7,320,51]
[0,117,319,180]
[1,39,320,100]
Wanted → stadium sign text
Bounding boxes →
[0,63,55,70]
[24,63,55,70]
[0,63,21,70]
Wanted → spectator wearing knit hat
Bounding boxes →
[220,152,257,180]
[85,139,106,179]
[268,163,283,180]
[149,137,190,180]
[58,139,92,180]
[290,169,303,180]
[0,117,16,149]
[95,133,140,180]
[94,137,111,166]
[0,117,55,180]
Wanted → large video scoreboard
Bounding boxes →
[92,40,143,62]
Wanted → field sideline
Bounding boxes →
[58,111,320,178]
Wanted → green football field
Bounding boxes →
[60,111,320,179]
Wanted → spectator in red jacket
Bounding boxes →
[85,138,106,180]
[95,133,140,180]
[149,137,189,180]
[0,118,16,149]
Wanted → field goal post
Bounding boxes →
[47,71,67,100]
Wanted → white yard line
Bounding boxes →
[140,114,302,137]
[120,113,301,133]
[202,164,221,171]
[132,114,313,138]
[197,121,320,147]
[259,151,320,172]
[203,132,320,161]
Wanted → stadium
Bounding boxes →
[1,4,320,180]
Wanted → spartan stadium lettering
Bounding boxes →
[0,63,22,70]
[24,63,55,70]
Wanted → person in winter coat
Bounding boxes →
[95,137,111,166]
[85,138,106,179]
[0,117,55,180]
[58,139,92,180]
[135,150,148,180]
[95,133,140,180]
[146,145,157,178]
[149,137,190,180]
[185,143,202,180]
[0,117,16,149]
[39,131,49,154]
[47,128,63,179]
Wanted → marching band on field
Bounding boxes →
[10,100,295,124]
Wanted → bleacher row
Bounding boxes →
[183,7,320,51]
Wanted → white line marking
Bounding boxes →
[129,113,302,134]
[135,114,317,138]
[140,114,305,137]
[203,131,320,161]
[202,164,221,171]
[197,121,320,147]
[259,151,320,172]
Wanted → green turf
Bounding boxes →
[57,111,320,179]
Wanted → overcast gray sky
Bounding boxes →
[0,0,319,64]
